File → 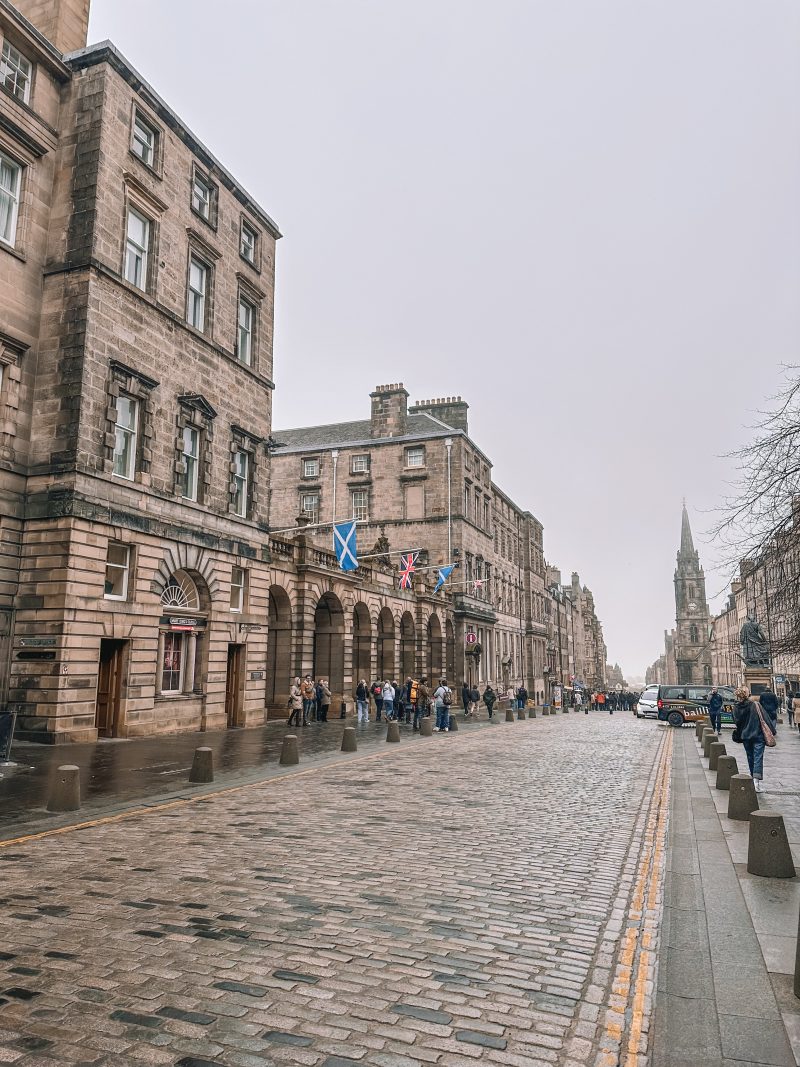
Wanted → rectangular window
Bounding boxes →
[161,632,184,693]
[240,221,257,264]
[405,446,425,468]
[187,257,207,330]
[181,425,200,501]
[104,542,131,600]
[0,41,32,104]
[191,171,212,220]
[131,111,156,167]
[124,208,150,290]
[233,449,249,517]
[483,500,490,529]
[303,458,319,479]
[352,490,368,522]
[300,492,319,522]
[237,296,254,365]
[405,484,425,520]
[112,395,138,480]
[351,454,369,473]
[230,566,246,612]
[0,152,21,247]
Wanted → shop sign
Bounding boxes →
[160,616,207,632]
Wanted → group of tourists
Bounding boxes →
[589,690,639,711]
[287,675,332,727]
[333,677,517,731]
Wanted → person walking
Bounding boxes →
[792,690,800,730]
[414,677,429,731]
[371,680,384,722]
[575,690,583,712]
[319,678,331,722]
[287,677,303,727]
[733,684,777,792]
[597,691,606,712]
[517,685,528,711]
[382,680,395,720]
[708,687,723,734]
[434,679,451,732]
[482,683,497,719]
[461,681,471,717]
[301,675,315,724]
[355,679,369,724]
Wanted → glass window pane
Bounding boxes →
[113,397,137,479]
[161,632,183,692]
[0,154,20,246]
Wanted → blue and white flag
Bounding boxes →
[434,565,455,594]
[333,521,358,572]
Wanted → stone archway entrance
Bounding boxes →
[377,607,395,680]
[400,612,416,680]
[266,586,292,717]
[314,592,345,696]
[352,602,372,684]
[427,614,443,681]
[446,619,455,682]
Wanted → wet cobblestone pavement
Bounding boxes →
[0,714,668,1066]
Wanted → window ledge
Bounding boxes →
[0,241,26,264]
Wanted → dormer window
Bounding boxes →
[1,41,31,105]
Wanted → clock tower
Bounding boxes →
[674,503,713,686]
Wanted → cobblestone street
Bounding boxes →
[0,715,668,1067]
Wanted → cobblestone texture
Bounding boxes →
[0,716,665,1065]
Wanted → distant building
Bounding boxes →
[673,505,712,686]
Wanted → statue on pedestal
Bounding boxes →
[740,615,770,668]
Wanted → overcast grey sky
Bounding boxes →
[89,1,800,677]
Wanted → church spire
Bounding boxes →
[680,501,695,556]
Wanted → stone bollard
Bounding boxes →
[702,731,719,759]
[420,717,433,736]
[542,707,551,716]
[505,709,515,722]
[695,719,708,742]
[517,708,526,720]
[386,721,400,742]
[47,765,80,813]
[747,811,796,878]
[341,727,357,753]
[728,774,759,821]
[189,747,214,784]
[528,707,537,718]
[279,734,299,766]
[708,741,726,772]
[715,755,738,790]
[448,715,458,732]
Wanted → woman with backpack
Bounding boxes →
[733,684,777,793]
[371,680,384,722]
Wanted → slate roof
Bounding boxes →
[272,412,456,451]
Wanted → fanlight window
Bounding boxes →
[161,572,200,610]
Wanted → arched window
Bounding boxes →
[689,624,698,644]
[161,571,200,610]
[158,570,203,696]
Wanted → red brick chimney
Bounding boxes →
[370,383,409,439]
[13,0,91,54]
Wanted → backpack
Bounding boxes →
[410,680,419,703]
[442,688,452,707]
[372,683,382,697]
[470,688,480,703]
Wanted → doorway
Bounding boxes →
[225,644,245,728]
[95,639,126,737]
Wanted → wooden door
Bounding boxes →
[225,644,244,728]
[96,640,124,737]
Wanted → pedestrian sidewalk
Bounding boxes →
[654,724,800,1067]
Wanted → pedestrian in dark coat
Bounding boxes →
[734,685,776,793]
[708,687,723,733]
[461,682,471,714]
[482,684,497,719]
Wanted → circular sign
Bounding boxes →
[465,632,477,645]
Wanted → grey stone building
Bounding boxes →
[673,505,712,685]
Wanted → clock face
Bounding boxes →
[688,602,697,612]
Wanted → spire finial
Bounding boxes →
[680,501,695,555]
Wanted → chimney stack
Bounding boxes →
[370,383,409,439]
[13,0,91,55]
[409,395,469,434]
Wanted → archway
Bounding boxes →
[446,619,455,682]
[266,586,292,716]
[156,569,209,701]
[377,607,395,680]
[352,602,372,684]
[400,612,416,680]
[427,614,443,681]
[314,592,345,695]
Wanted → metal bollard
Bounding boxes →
[47,765,80,813]
[728,774,759,821]
[747,811,796,878]
[708,741,726,772]
[189,747,214,783]
[279,734,299,766]
[341,727,357,753]
[715,754,738,790]
[386,721,400,742]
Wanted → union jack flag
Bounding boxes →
[399,551,419,590]
[473,579,484,595]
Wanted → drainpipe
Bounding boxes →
[445,437,453,559]
[331,450,339,525]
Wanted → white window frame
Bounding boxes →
[303,458,319,479]
[233,449,249,517]
[187,256,207,330]
[191,171,212,220]
[351,454,369,474]
[0,40,32,104]
[181,424,200,501]
[300,492,319,522]
[112,395,138,480]
[104,542,131,600]
[124,207,150,290]
[161,631,184,693]
[237,295,254,365]
[240,221,257,264]
[230,566,246,613]
[0,151,21,248]
[352,490,369,522]
[405,446,425,468]
[131,111,156,168]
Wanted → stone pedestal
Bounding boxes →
[744,666,771,697]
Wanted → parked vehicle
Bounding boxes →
[656,684,736,728]
[636,685,659,718]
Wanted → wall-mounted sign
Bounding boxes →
[250,671,265,681]
[239,623,263,632]
[18,638,56,648]
[160,616,207,631]
[465,632,477,645]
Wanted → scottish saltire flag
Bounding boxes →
[333,521,358,572]
[398,551,419,590]
[434,565,454,594]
